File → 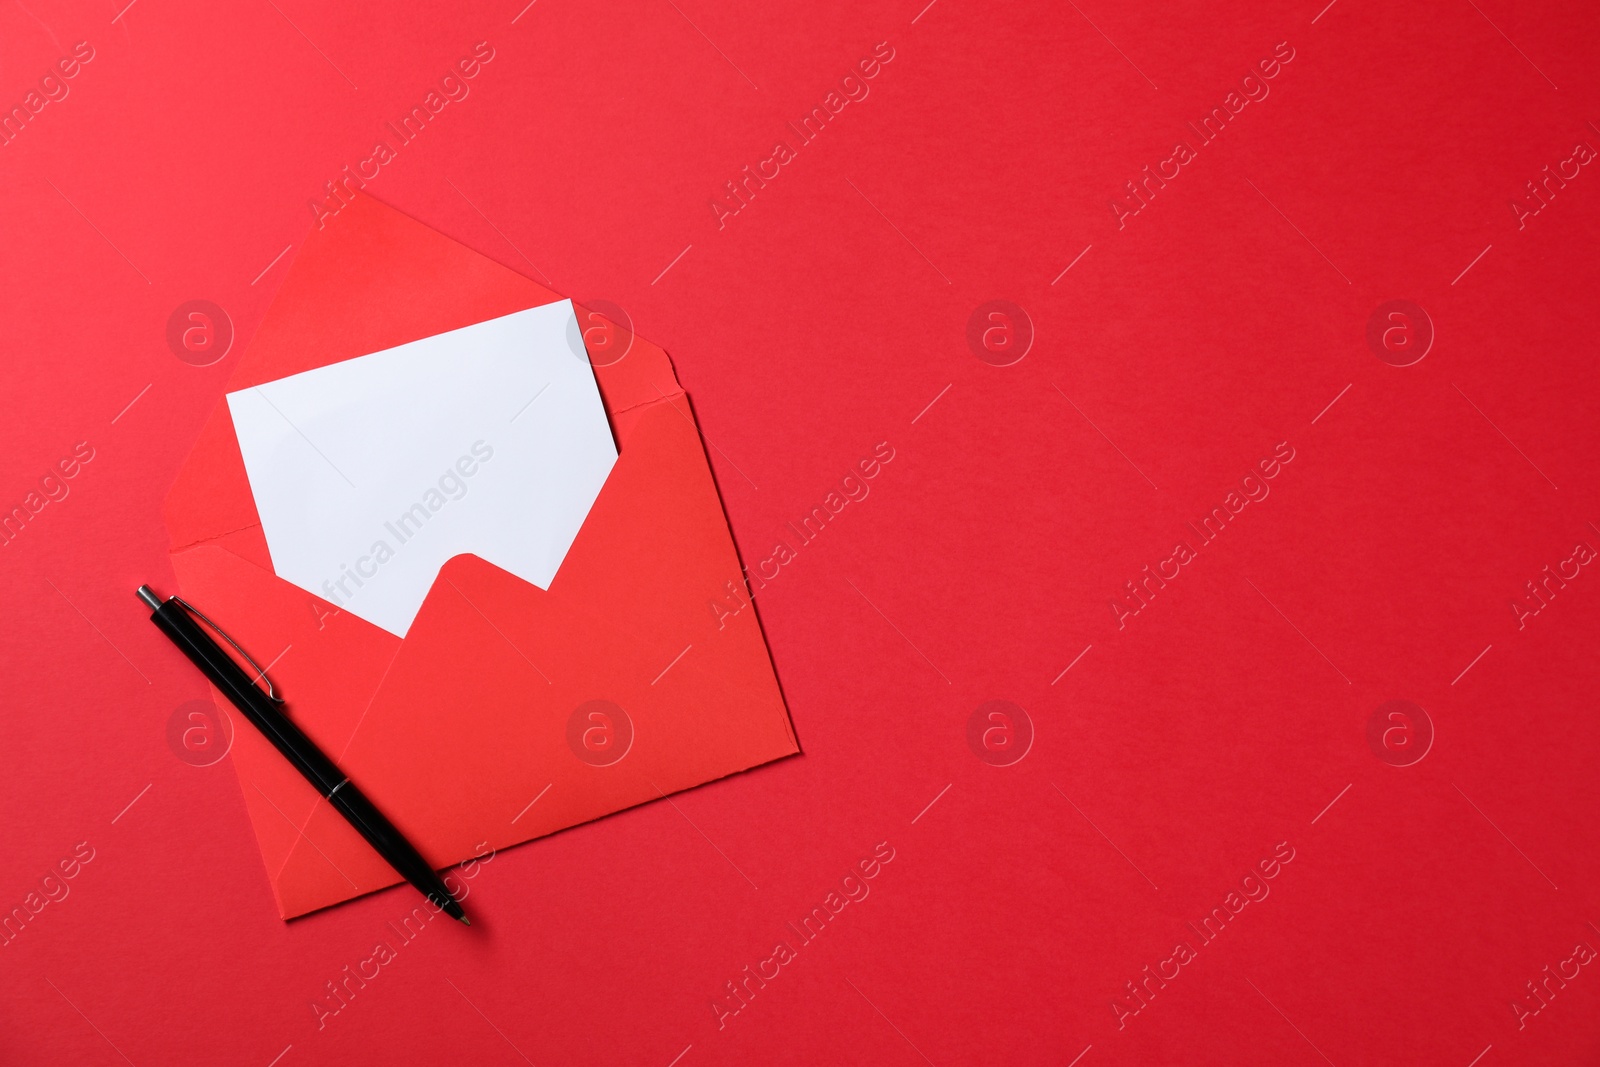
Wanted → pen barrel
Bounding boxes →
[149,601,345,794]
[327,781,463,917]
[149,599,464,919]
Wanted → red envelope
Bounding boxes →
[162,193,797,919]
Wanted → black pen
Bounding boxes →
[136,585,469,924]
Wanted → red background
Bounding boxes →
[3,0,1599,1064]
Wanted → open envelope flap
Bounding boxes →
[161,192,796,918]
[164,191,677,555]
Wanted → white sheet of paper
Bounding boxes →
[227,300,617,638]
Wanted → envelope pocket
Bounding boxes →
[242,394,794,917]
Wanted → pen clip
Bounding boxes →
[169,596,285,704]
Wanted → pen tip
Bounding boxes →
[457,915,471,926]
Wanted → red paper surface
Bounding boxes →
[3,0,1599,1064]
